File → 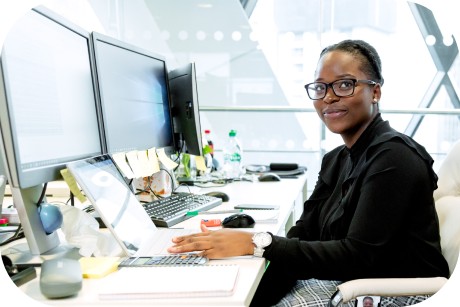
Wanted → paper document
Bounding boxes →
[112,153,135,179]
[156,148,178,169]
[99,264,239,299]
[245,209,280,224]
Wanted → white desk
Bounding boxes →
[1,174,307,307]
[189,175,308,236]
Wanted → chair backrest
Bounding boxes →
[435,195,460,276]
[434,140,460,276]
[434,140,460,201]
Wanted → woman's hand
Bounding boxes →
[167,224,254,259]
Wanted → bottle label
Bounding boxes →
[224,152,241,162]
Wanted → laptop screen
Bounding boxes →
[67,155,158,255]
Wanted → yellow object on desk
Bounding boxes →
[60,168,87,203]
[79,257,120,279]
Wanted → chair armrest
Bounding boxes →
[334,277,447,303]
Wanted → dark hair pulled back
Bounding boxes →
[320,39,384,86]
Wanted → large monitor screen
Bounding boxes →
[90,32,175,157]
[0,7,103,189]
[0,6,103,254]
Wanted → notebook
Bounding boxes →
[98,264,240,299]
[66,154,194,256]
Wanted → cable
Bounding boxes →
[149,189,163,199]
[69,191,75,206]
[135,183,151,195]
[0,224,25,246]
[173,183,192,194]
[172,140,187,173]
[36,182,47,207]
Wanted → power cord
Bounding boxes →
[0,225,24,246]
[36,182,47,207]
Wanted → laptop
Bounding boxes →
[66,154,194,256]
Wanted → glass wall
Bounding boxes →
[248,0,460,171]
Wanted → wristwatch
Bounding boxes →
[252,232,272,257]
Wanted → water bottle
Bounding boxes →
[222,129,243,179]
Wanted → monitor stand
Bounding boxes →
[10,185,60,255]
[3,241,80,266]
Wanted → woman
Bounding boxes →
[168,39,449,306]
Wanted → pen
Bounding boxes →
[186,209,242,216]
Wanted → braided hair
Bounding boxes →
[320,39,384,86]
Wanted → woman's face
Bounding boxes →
[363,298,374,307]
[313,50,381,147]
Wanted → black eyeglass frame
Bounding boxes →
[304,79,377,100]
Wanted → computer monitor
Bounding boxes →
[0,142,6,175]
[168,62,204,157]
[90,32,176,158]
[0,151,6,214]
[0,6,103,254]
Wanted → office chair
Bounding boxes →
[328,140,460,306]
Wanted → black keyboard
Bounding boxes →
[142,193,222,227]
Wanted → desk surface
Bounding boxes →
[1,174,308,307]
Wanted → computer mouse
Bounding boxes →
[205,191,230,202]
[40,258,82,298]
[258,172,281,182]
[222,213,255,228]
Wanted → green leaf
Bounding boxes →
[203,144,212,155]
[182,153,191,177]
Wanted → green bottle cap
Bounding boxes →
[229,130,237,137]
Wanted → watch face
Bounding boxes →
[254,232,272,247]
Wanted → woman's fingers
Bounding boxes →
[171,229,209,243]
[167,229,254,259]
[200,223,210,233]
[167,234,212,253]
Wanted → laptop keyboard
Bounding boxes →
[142,193,222,227]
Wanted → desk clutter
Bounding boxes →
[1,170,309,305]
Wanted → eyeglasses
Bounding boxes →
[304,78,377,100]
